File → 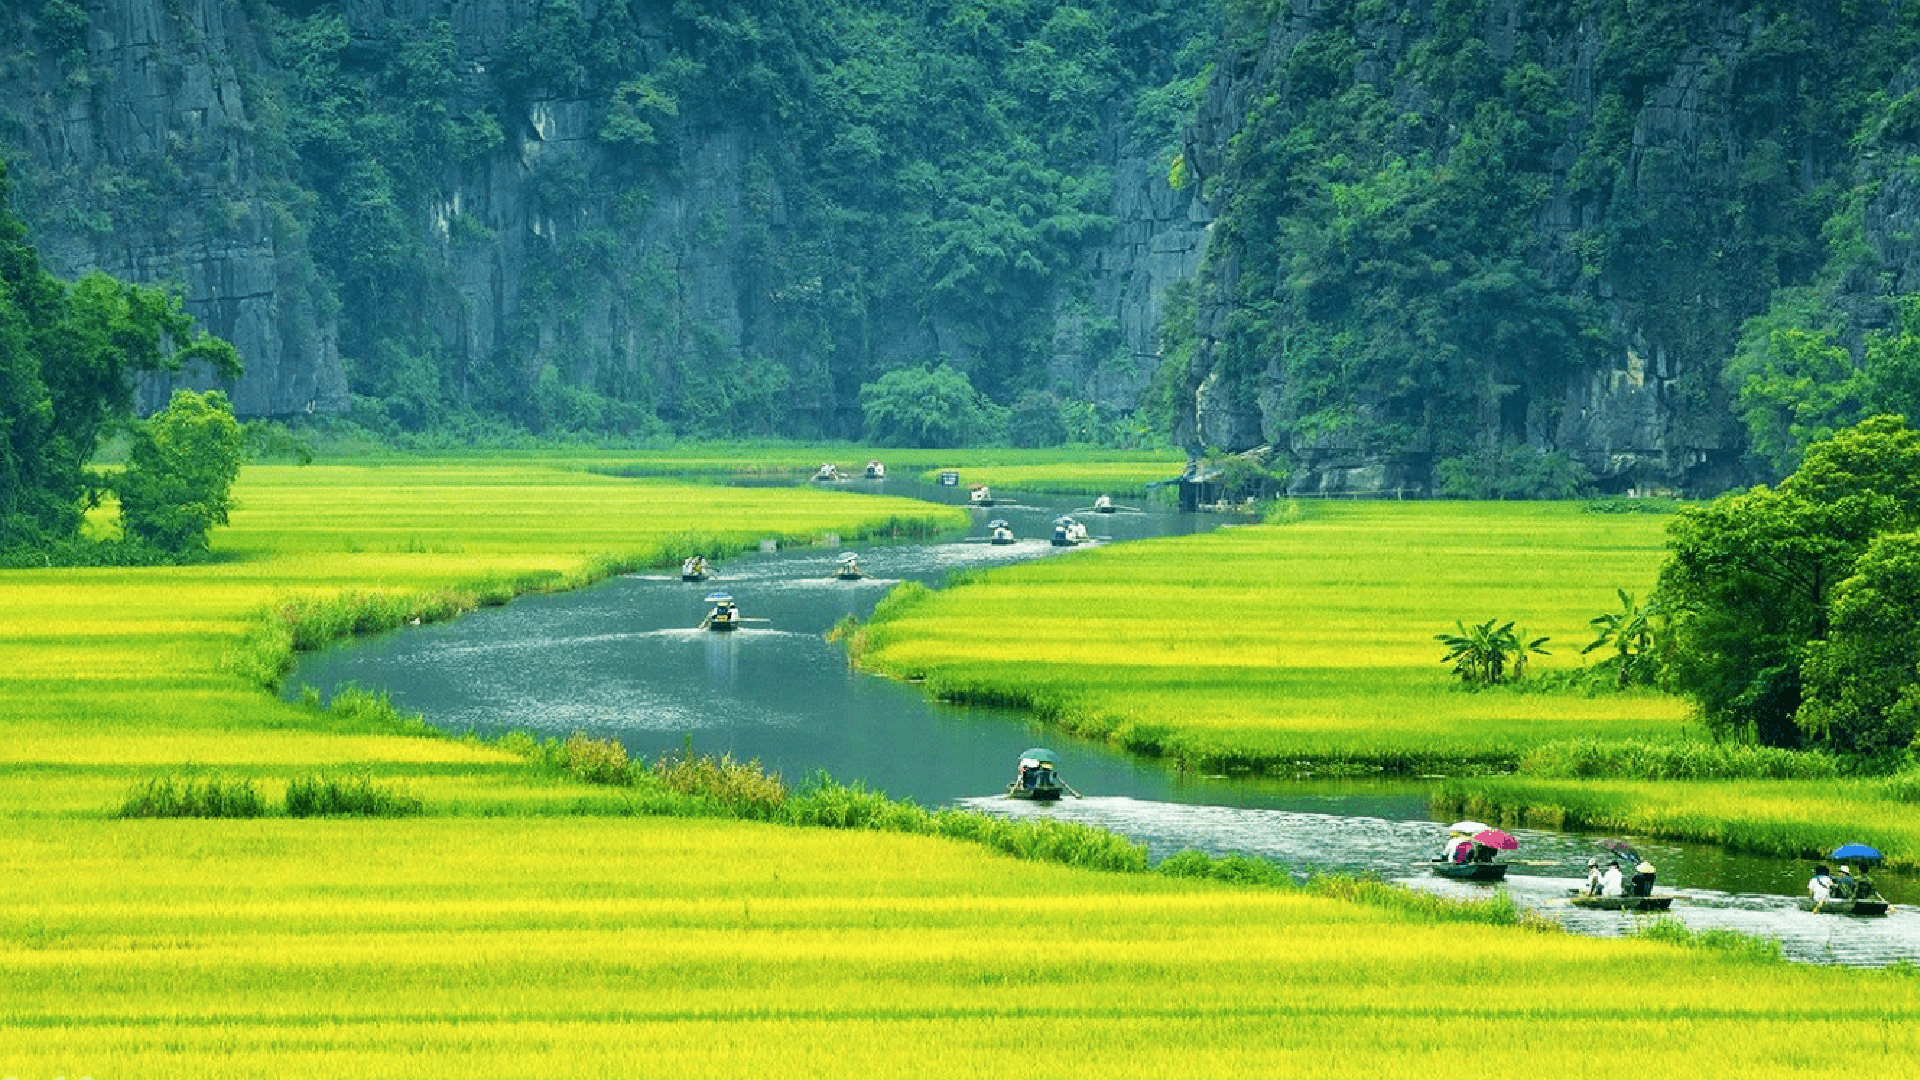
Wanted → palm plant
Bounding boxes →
[1436,619,1551,686]
[1582,588,1665,689]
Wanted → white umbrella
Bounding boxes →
[1448,821,1493,834]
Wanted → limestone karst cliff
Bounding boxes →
[1175,0,1920,495]
[2,0,1210,435]
[9,0,1920,492]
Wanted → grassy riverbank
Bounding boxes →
[1,461,965,790]
[7,457,1920,1075]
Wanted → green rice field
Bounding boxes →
[858,500,1690,770]
[6,457,1920,1076]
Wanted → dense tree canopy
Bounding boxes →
[0,158,241,556]
[116,390,245,556]
[858,363,1004,447]
[1657,416,1920,749]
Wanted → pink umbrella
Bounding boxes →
[1472,828,1519,851]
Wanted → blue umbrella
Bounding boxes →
[1830,842,1882,861]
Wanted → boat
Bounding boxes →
[1568,894,1674,912]
[1431,861,1509,881]
[1431,824,1516,881]
[1802,897,1891,916]
[680,555,711,582]
[1007,747,1075,801]
[1050,516,1090,546]
[832,552,865,580]
[969,483,995,506]
[938,470,960,486]
[701,592,740,631]
[812,463,840,482]
[1093,494,1115,513]
[988,519,1015,545]
[1805,843,1890,915]
[864,459,885,479]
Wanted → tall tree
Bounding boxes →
[1657,415,1920,746]
[116,390,245,557]
[0,158,241,552]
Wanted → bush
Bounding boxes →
[116,390,245,555]
[285,772,425,817]
[116,775,268,819]
[653,748,785,815]
[565,732,635,786]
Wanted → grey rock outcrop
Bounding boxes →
[2,0,346,417]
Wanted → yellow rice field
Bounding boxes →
[8,816,1920,1079]
[4,457,1917,1076]
[860,500,1691,766]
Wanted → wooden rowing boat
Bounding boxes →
[1568,894,1673,912]
[1431,861,1508,882]
[1802,897,1891,916]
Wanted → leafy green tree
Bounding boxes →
[0,159,241,552]
[859,364,1004,447]
[1796,534,1920,756]
[1657,415,1920,745]
[115,390,245,556]
[1862,295,1920,424]
[1435,619,1550,687]
[1728,325,1861,476]
[1435,441,1594,500]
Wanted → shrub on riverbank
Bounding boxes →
[285,771,424,817]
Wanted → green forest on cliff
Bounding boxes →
[1175,0,1920,492]
[11,0,1920,489]
[227,0,1214,442]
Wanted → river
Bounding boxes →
[290,476,1919,966]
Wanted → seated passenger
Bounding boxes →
[1833,865,1857,900]
[1599,861,1625,898]
[1809,864,1834,903]
[1630,860,1657,897]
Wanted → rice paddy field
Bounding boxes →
[7,456,1920,1076]
[858,500,1691,770]
[10,816,1920,1078]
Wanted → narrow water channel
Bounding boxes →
[291,477,1918,966]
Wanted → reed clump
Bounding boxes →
[653,747,787,817]
[1634,917,1787,962]
[285,771,425,817]
[116,775,268,819]
[564,732,636,786]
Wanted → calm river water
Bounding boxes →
[292,477,1918,966]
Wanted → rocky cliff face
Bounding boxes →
[1178,0,1920,496]
[1,0,346,417]
[2,0,1210,433]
